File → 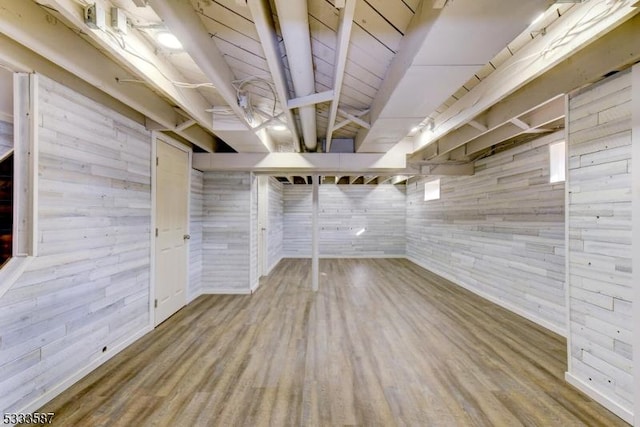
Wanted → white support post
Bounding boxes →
[311,174,319,291]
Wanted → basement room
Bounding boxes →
[1,0,639,425]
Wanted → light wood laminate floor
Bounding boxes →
[32,259,627,426]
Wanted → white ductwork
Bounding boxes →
[356,0,548,153]
[273,0,318,152]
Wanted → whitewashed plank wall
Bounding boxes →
[267,177,283,272]
[201,172,252,293]
[188,169,203,301]
[406,132,566,333]
[0,120,11,157]
[0,75,152,414]
[249,174,258,290]
[283,184,406,257]
[566,70,633,418]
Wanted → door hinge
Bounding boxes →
[155,228,158,237]
[156,156,159,166]
[154,299,158,308]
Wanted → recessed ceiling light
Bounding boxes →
[411,126,421,133]
[156,32,182,49]
[271,124,287,131]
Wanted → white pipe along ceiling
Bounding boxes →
[273,0,318,152]
[7,0,636,179]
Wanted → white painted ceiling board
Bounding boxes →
[378,66,481,118]
[411,0,546,66]
[363,0,415,34]
[353,1,405,52]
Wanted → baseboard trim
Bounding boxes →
[282,254,406,259]
[267,257,283,275]
[250,280,260,294]
[565,372,633,424]
[16,324,152,417]
[200,288,252,295]
[406,257,566,337]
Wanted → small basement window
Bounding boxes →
[549,141,566,183]
[424,179,440,201]
[0,151,13,267]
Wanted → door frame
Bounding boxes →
[149,132,192,328]
[257,175,269,277]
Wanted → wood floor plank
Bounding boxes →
[27,258,628,426]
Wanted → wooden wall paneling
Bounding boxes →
[633,61,640,427]
[565,69,633,423]
[0,75,152,415]
[188,169,203,302]
[406,132,566,335]
[0,120,11,157]
[283,184,406,258]
[250,174,258,292]
[267,177,284,273]
[201,172,252,293]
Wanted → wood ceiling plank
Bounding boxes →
[344,60,383,89]
[353,0,403,53]
[401,0,420,13]
[197,0,255,21]
[200,16,265,58]
[196,1,260,41]
[361,0,414,35]
[349,25,393,74]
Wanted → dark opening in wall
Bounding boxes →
[0,152,13,266]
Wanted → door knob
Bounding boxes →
[183,234,191,240]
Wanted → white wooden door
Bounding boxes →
[155,139,190,326]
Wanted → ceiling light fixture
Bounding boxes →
[271,124,287,131]
[156,31,182,49]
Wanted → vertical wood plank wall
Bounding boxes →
[0,75,152,415]
[0,120,11,157]
[249,174,258,291]
[188,169,203,301]
[566,70,634,420]
[283,184,406,257]
[201,172,252,293]
[406,132,566,334]
[267,177,283,273]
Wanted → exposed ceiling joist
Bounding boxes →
[149,0,273,153]
[364,176,377,184]
[0,33,142,124]
[0,0,216,151]
[333,109,369,132]
[247,0,301,151]
[356,0,547,153]
[41,0,218,153]
[510,117,531,131]
[437,96,565,159]
[193,152,414,174]
[413,1,640,157]
[468,120,488,132]
[287,90,334,110]
[337,109,371,129]
[413,11,640,162]
[325,0,356,153]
